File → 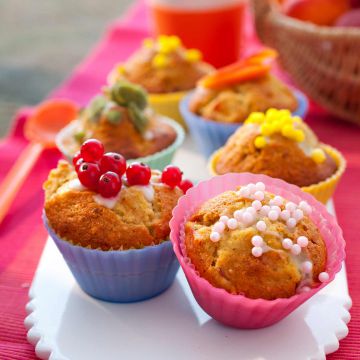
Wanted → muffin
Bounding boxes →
[170,173,345,328]
[180,49,308,157]
[209,109,346,203]
[190,74,298,124]
[56,81,184,170]
[108,35,214,126]
[43,139,193,302]
[108,35,214,93]
[184,183,326,299]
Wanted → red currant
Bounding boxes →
[98,171,122,198]
[75,157,84,172]
[126,162,151,186]
[161,165,182,188]
[77,162,101,190]
[80,139,104,162]
[72,151,82,167]
[100,152,126,176]
[178,179,193,193]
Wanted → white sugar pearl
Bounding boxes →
[242,212,255,225]
[239,187,250,198]
[280,210,290,221]
[299,201,312,214]
[227,218,238,230]
[213,222,225,233]
[299,286,311,293]
[252,200,262,210]
[251,235,263,247]
[234,210,243,221]
[260,205,270,216]
[255,182,266,191]
[271,205,281,214]
[294,209,304,221]
[252,246,263,257]
[301,261,313,274]
[282,238,293,250]
[220,215,229,224]
[268,210,279,221]
[297,236,309,248]
[254,191,265,201]
[287,218,297,228]
[246,207,256,215]
[210,232,220,242]
[248,183,257,194]
[286,202,297,212]
[256,220,267,232]
[291,244,302,255]
[319,272,329,283]
[272,196,283,206]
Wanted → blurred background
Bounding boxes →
[0,0,132,136]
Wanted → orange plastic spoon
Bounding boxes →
[0,99,78,223]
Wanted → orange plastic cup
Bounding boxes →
[148,0,247,68]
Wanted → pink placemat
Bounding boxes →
[0,1,359,358]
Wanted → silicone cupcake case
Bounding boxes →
[169,173,345,328]
[208,144,346,204]
[43,214,179,303]
[180,89,309,158]
[55,115,185,171]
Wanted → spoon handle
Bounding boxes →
[0,142,43,224]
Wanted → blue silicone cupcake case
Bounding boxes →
[180,89,309,158]
[43,214,179,303]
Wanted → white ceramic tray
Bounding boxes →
[25,139,352,360]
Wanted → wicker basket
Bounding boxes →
[252,0,360,125]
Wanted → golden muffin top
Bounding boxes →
[108,35,214,93]
[185,182,328,300]
[44,160,190,250]
[60,81,178,159]
[214,109,337,187]
[189,74,298,123]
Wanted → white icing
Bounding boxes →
[132,184,155,202]
[143,130,155,141]
[93,194,119,209]
[67,179,86,191]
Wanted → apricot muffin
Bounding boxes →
[212,109,339,188]
[184,181,328,300]
[56,81,184,164]
[108,35,214,94]
[189,74,298,123]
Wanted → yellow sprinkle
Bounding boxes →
[265,108,279,122]
[260,123,273,136]
[311,148,326,164]
[143,38,154,49]
[116,64,126,75]
[245,112,265,124]
[278,109,291,118]
[281,124,295,138]
[158,35,181,53]
[185,49,202,63]
[272,120,283,132]
[293,129,305,142]
[152,53,170,68]
[254,136,267,149]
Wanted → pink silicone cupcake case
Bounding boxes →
[169,173,345,329]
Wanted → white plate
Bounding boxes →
[25,138,352,360]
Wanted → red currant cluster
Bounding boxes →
[72,139,193,198]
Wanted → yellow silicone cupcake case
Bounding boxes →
[208,144,346,204]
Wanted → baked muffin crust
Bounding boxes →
[44,161,182,250]
[185,185,327,300]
